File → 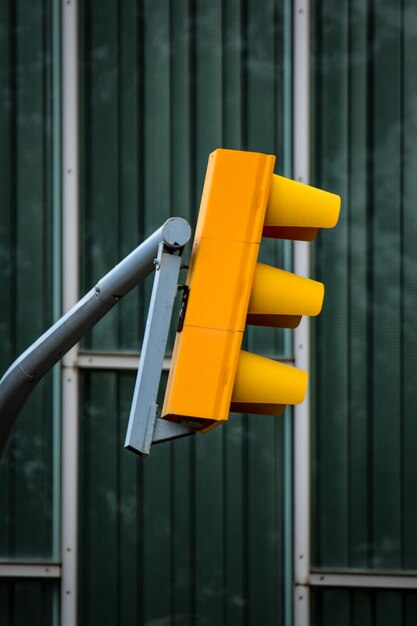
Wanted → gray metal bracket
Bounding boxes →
[124,243,201,456]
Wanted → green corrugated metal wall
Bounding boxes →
[311,589,417,626]
[311,0,417,583]
[2,0,417,624]
[0,0,56,563]
[79,373,287,625]
[0,580,56,625]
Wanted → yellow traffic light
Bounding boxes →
[162,148,340,429]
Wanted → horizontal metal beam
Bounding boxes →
[77,352,172,371]
[76,352,294,371]
[0,563,61,578]
[310,572,417,590]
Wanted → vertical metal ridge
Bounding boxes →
[61,0,80,624]
[169,0,174,225]
[189,436,196,625]
[115,374,121,622]
[220,0,226,146]
[222,425,228,626]
[136,0,145,245]
[346,0,353,569]
[188,0,197,213]
[52,0,62,570]
[283,2,294,623]
[365,0,374,570]
[8,0,18,395]
[293,0,311,624]
[136,454,144,626]
[169,441,175,621]
[116,3,123,348]
[240,0,248,150]
[399,0,405,570]
[7,0,18,559]
[242,414,249,626]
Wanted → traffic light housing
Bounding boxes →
[162,149,340,429]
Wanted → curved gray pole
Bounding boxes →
[0,217,191,457]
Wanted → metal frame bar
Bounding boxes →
[282,3,294,623]
[294,584,310,625]
[77,352,171,371]
[61,0,79,623]
[0,564,61,579]
[310,572,417,590]
[76,352,294,371]
[293,0,311,624]
[51,0,62,567]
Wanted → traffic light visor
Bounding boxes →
[264,174,341,240]
[247,263,325,328]
[230,350,308,415]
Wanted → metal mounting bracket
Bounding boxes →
[124,243,202,456]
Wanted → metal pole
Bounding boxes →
[61,0,80,622]
[0,218,191,457]
[293,0,311,624]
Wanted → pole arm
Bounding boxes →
[0,217,191,457]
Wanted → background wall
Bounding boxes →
[1,0,417,625]
[312,0,417,623]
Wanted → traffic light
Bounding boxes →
[161,149,340,429]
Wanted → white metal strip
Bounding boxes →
[76,352,294,371]
[77,352,171,371]
[52,0,62,565]
[294,584,310,625]
[61,0,79,624]
[0,564,61,579]
[293,0,311,624]
[310,572,417,590]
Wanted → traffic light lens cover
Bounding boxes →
[230,350,307,416]
[247,263,324,328]
[264,174,341,240]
